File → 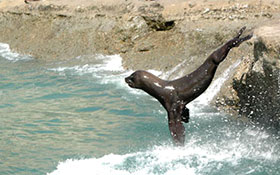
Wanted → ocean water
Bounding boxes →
[0,43,280,175]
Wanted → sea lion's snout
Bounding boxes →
[125,71,143,88]
[125,76,134,87]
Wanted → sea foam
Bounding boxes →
[0,43,32,62]
[49,54,124,75]
[48,126,278,175]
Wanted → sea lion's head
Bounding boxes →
[125,70,144,89]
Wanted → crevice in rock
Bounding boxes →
[142,15,175,31]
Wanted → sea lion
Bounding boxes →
[125,27,252,146]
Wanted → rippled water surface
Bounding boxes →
[0,43,279,175]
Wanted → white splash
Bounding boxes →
[0,43,32,62]
[95,54,124,72]
[48,127,278,175]
[49,54,124,76]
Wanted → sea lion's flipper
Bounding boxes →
[231,27,253,47]
[168,119,185,146]
[182,107,189,123]
[168,109,185,146]
[236,26,246,38]
[232,34,253,47]
[210,27,252,64]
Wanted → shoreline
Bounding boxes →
[0,0,280,128]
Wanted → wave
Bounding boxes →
[0,43,32,62]
[48,126,279,175]
[48,54,124,75]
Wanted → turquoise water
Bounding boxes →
[0,43,280,175]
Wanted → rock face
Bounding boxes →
[215,23,280,128]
